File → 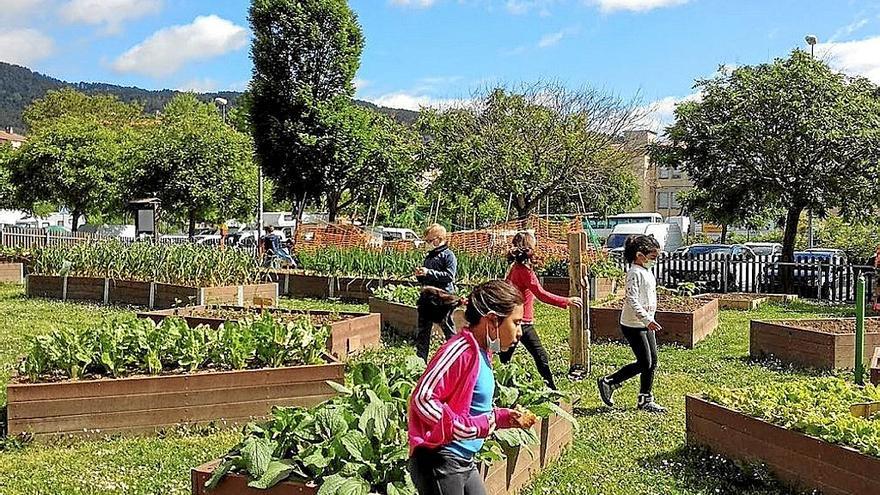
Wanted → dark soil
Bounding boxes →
[699,293,768,301]
[599,295,712,313]
[773,318,880,335]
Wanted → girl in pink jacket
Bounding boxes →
[408,280,537,495]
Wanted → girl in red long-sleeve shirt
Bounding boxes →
[502,232,582,389]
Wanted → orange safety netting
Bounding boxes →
[293,216,601,262]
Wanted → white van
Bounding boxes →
[605,222,683,253]
[586,213,663,239]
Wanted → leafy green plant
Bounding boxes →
[19,313,331,382]
[371,285,421,306]
[706,378,880,458]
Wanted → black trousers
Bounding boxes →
[416,303,456,362]
[498,323,556,389]
[408,448,486,495]
[606,325,658,395]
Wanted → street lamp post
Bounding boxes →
[804,34,818,249]
[214,97,228,123]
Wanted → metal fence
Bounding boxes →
[618,253,876,304]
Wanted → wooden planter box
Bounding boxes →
[191,405,573,495]
[696,293,768,310]
[686,395,880,495]
[541,276,618,301]
[0,262,24,284]
[6,360,343,439]
[871,348,880,386]
[138,306,380,359]
[270,271,419,302]
[590,298,719,348]
[25,274,277,310]
[368,297,419,337]
[749,318,880,370]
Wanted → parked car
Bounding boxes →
[667,244,758,292]
[759,249,851,299]
[744,242,783,258]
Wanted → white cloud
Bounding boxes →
[0,28,54,66]
[538,30,567,48]
[594,0,689,13]
[367,91,466,111]
[640,92,700,132]
[817,35,880,84]
[178,78,218,93]
[60,0,162,34]
[390,0,438,7]
[830,18,869,42]
[506,0,555,15]
[2,0,47,15]
[112,15,248,78]
[354,78,370,92]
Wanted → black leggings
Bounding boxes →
[408,448,486,495]
[416,304,456,362]
[498,323,556,389]
[606,325,658,395]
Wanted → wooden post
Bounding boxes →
[568,231,590,376]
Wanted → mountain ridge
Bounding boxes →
[0,62,418,133]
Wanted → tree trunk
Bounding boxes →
[327,192,340,223]
[71,209,81,232]
[188,210,197,240]
[720,224,728,244]
[780,206,803,293]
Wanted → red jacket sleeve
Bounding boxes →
[528,269,570,309]
[410,340,515,445]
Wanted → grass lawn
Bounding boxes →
[0,286,858,494]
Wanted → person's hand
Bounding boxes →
[510,408,538,429]
[414,267,428,277]
[647,321,662,332]
[568,297,583,308]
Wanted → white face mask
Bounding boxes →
[643,260,656,270]
[487,318,502,353]
[475,292,505,353]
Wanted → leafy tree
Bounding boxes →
[0,144,19,209]
[320,102,420,222]
[24,87,143,132]
[419,82,644,220]
[8,117,124,231]
[249,0,364,221]
[126,94,257,238]
[657,52,880,287]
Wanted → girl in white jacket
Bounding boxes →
[597,234,666,413]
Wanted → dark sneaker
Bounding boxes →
[637,394,667,413]
[597,377,616,407]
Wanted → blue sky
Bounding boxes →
[2,0,879,129]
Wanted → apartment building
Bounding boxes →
[622,129,693,217]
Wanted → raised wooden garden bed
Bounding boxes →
[6,360,343,439]
[749,318,880,369]
[268,271,419,302]
[590,296,719,348]
[871,348,880,386]
[137,305,380,359]
[686,395,880,495]
[0,262,24,284]
[697,293,769,310]
[25,274,277,309]
[191,405,574,495]
[542,276,618,301]
[368,297,419,336]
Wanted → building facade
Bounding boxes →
[0,128,25,149]
[622,129,693,217]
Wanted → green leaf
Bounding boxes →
[240,436,274,479]
[327,380,353,395]
[247,460,295,490]
[337,477,370,495]
[339,430,372,462]
[316,474,347,495]
[205,458,238,491]
[359,400,390,437]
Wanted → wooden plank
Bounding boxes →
[8,363,343,402]
[369,297,419,336]
[871,347,880,386]
[9,381,334,420]
[25,274,64,299]
[0,262,23,284]
[108,279,152,306]
[9,394,334,435]
[686,396,880,494]
[65,276,105,302]
[568,231,589,371]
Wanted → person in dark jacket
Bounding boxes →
[414,223,459,361]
